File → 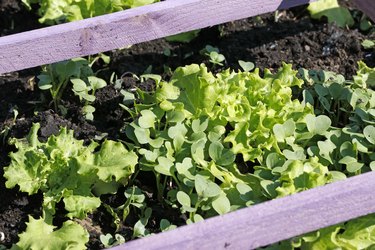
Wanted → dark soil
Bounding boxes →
[1,0,375,249]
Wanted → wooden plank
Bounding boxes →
[352,0,375,21]
[112,171,375,250]
[0,0,316,74]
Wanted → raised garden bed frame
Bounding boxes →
[0,0,375,249]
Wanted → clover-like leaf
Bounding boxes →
[71,78,87,92]
[176,191,191,207]
[238,60,255,72]
[195,175,221,198]
[155,156,174,176]
[212,195,231,215]
[273,119,295,142]
[339,156,364,173]
[209,141,235,166]
[37,74,53,90]
[138,110,157,129]
[364,125,375,144]
[176,158,195,180]
[88,76,107,91]
[192,118,209,133]
[305,114,331,135]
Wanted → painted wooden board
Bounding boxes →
[0,0,316,74]
[112,171,375,250]
[353,0,375,21]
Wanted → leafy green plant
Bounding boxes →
[37,58,93,112]
[362,39,375,50]
[308,0,354,28]
[38,58,107,119]
[7,59,375,249]
[22,0,159,24]
[238,60,255,72]
[0,106,18,145]
[4,123,137,223]
[11,216,89,250]
[117,61,375,249]
[165,30,201,43]
[71,76,107,120]
[200,45,226,66]
[120,63,340,222]
[100,233,125,248]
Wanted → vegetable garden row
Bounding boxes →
[1,0,375,249]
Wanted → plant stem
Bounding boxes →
[155,173,163,202]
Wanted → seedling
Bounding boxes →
[100,233,125,248]
[37,58,93,112]
[201,45,226,66]
[362,39,375,49]
[0,106,18,145]
[238,60,255,72]
[22,0,159,24]
[71,76,107,120]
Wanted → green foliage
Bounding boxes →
[38,58,106,119]
[362,39,375,50]
[120,61,375,248]
[122,63,340,221]
[267,213,375,249]
[38,58,90,111]
[165,30,201,43]
[71,76,107,120]
[100,233,125,248]
[4,123,137,222]
[200,45,226,66]
[308,0,354,28]
[22,0,159,24]
[7,60,375,249]
[11,216,89,250]
[238,60,255,72]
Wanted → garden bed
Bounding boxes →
[1,0,375,249]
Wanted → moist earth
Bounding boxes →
[0,0,374,249]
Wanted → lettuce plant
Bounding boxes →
[6,60,375,249]
[4,123,137,223]
[308,0,354,28]
[22,0,159,24]
[11,216,89,250]
[121,63,341,221]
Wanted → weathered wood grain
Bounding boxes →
[113,171,375,250]
[0,0,316,74]
[353,0,375,21]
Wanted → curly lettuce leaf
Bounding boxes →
[11,216,88,250]
[4,123,137,221]
[22,0,159,24]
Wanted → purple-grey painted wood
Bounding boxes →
[112,171,375,250]
[0,0,316,74]
[353,0,375,21]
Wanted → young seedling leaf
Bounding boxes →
[138,110,157,129]
[155,156,174,176]
[305,114,331,135]
[238,60,255,72]
[212,195,231,215]
[176,191,191,207]
[195,175,221,198]
[364,125,375,144]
